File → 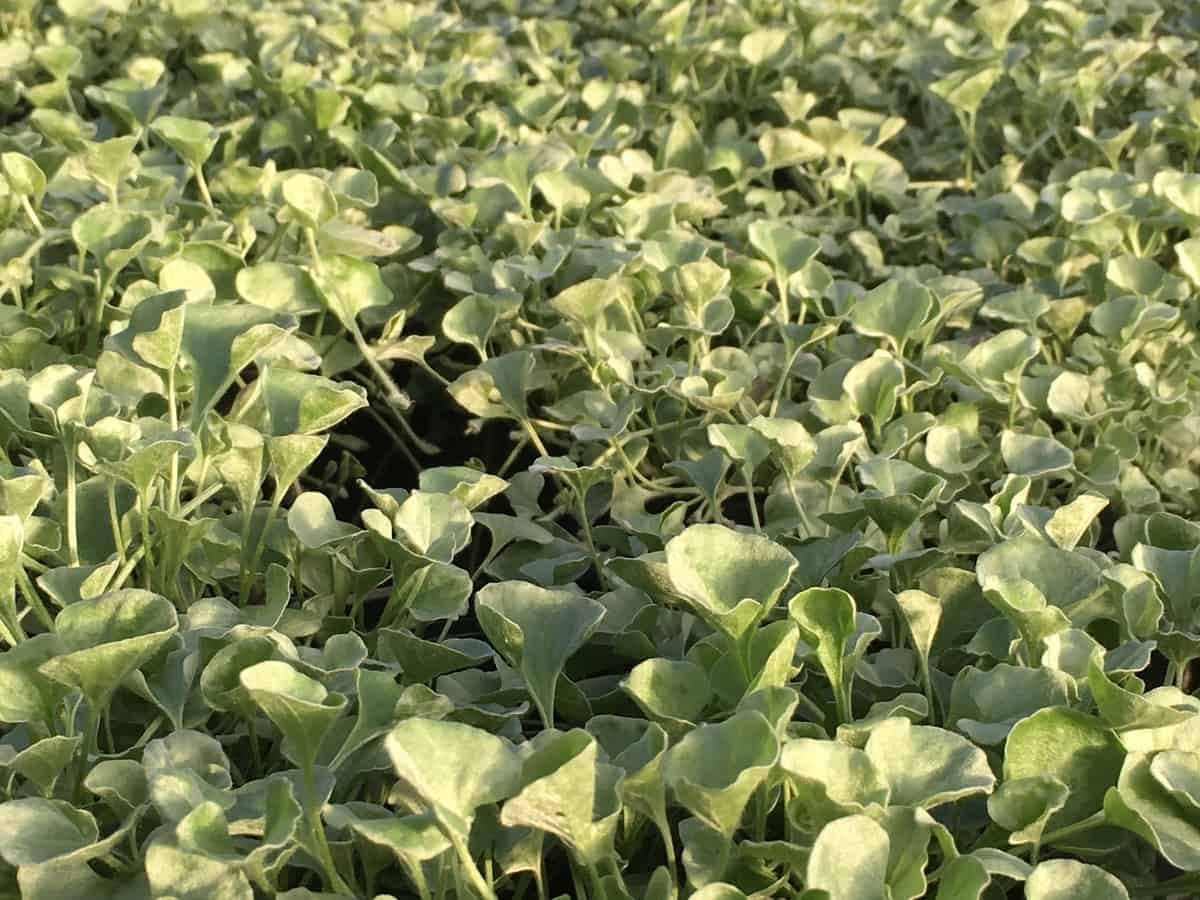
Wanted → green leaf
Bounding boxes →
[143,729,234,824]
[847,280,933,354]
[180,303,298,430]
[105,289,188,372]
[959,331,1040,391]
[664,710,779,837]
[895,590,943,681]
[386,717,522,839]
[0,798,98,866]
[930,65,1001,117]
[2,152,46,199]
[780,737,890,827]
[324,804,449,866]
[473,143,572,215]
[477,581,607,728]
[1103,749,1200,871]
[1004,708,1125,831]
[200,635,280,716]
[443,294,497,360]
[550,277,630,330]
[392,490,473,563]
[0,514,23,644]
[988,776,1069,848]
[501,729,624,865]
[240,660,347,772]
[418,467,508,510]
[988,581,1072,660]
[288,492,359,548]
[747,221,821,287]
[845,350,905,431]
[1000,431,1074,478]
[312,255,394,331]
[151,115,218,170]
[282,172,339,231]
[267,434,328,500]
[85,759,149,817]
[38,589,178,708]
[587,715,671,838]
[82,136,137,201]
[789,587,858,723]
[72,205,154,272]
[739,27,790,66]
[380,628,490,685]
[707,423,771,474]
[977,535,1103,612]
[144,821,254,900]
[750,415,816,477]
[971,0,1029,48]
[876,806,942,900]
[529,456,611,507]
[948,664,1072,745]
[933,855,991,900]
[864,717,995,809]
[236,262,325,314]
[665,524,797,641]
[33,43,81,79]
[806,814,890,900]
[1088,653,1194,731]
[692,887,749,900]
[1175,237,1200,287]
[10,735,81,796]
[262,366,367,436]
[621,657,712,736]
[447,350,536,421]
[1024,860,1129,900]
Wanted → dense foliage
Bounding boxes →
[0,0,1199,897]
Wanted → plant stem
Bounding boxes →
[568,858,589,900]
[242,495,283,606]
[302,222,322,267]
[246,716,264,774]
[920,659,937,725]
[831,660,852,726]
[583,861,607,900]
[350,321,412,412]
[74,700,100,803]
[107,478,126,569]
[20,195,44,234]
[108,482,223,592]
[1177,658,1192,692]
[448,829,498,900]
[139,495,156,592]
[65,445,80,566]
[1033,811,1106,849]
[497,436,530,478]
[521,418,550,457]
[743,466,762,532]
[16,567,53,632]
[166,365,180,515]
[303,767,356,896]
[193,165,216,212]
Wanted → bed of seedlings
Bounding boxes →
[0,0,1199,898]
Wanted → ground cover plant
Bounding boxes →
[0,0,1199,897]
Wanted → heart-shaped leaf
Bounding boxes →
[501,729,624,865]
[39,589,178,709]
[240,661,347,773]
[386,718,522,840]
[666,524,797,642]
[477,581,606,727]
[663,710,779,837]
